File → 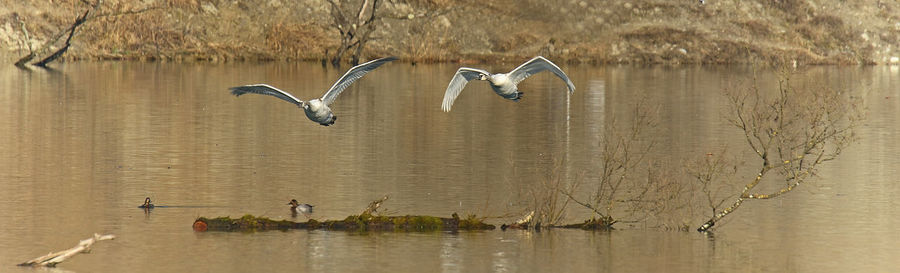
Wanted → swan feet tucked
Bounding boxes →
[321,115,336,126]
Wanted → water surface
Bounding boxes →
[0,62,897,272]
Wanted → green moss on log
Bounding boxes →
[455,213,494,230]
[194,214,301,232]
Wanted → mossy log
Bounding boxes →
[193,213,494,232]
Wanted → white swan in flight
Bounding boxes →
[441,56,575,112]
[230,57,398,126]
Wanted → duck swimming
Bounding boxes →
[288,199,314,218]
[230,57,398,126]
[440,56,575,112]
[139,197,154,209]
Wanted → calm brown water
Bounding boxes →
[0,62,897,272]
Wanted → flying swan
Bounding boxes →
[230,57,398,126]
[441,56,575,112]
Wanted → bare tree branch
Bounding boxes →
[697,68,862,232]
[326,0,382,66]
[561,97,665,227]
[33,9,90,67]
[13,0,158,68]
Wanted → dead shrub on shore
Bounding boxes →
[85,10,184,59]
[265,22,332,60]
[404,21,457,63]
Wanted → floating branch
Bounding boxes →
[18,233,116,267]
[361,195,389,215]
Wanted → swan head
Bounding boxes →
[478,73,489,81]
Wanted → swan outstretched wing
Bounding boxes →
[230,84,304,106]
[441,67,491,112]
[320,56,399,105]
[508,56,575,93]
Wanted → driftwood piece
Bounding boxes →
[361,195,389,215]
[18,233,116,267]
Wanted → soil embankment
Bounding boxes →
[1,0,898,64]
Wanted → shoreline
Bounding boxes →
[3,1,899,66]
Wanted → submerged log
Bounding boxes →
[18,233,116,267]
[501,216,616,231]
[557,218,616,230]
[193,212,494,232]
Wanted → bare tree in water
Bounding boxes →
[686,147,739,226]
[696,68,863,232]
[325,0,381,66]
[561,99,685,229]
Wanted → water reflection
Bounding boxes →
[0,63,896,273]
[440,234,462,273]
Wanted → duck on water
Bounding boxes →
[288,199,314,218]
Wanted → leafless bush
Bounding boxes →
[527,156,575,228]
[405,23,456,63]
[685,147,738,220]
[266,22,330,60]
[561,98,670,228]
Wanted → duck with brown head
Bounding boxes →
[138,197,154,209]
